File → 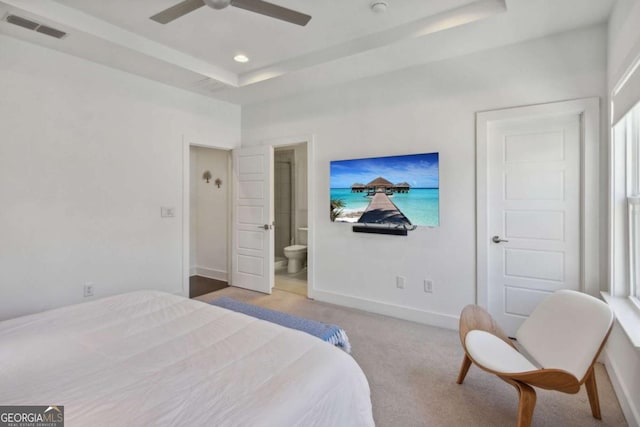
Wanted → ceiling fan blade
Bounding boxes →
[150,0,206,24]
[231,0,311,26]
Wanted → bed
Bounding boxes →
[0,291,374,426]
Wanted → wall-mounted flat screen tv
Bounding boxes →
[330,152,439,228]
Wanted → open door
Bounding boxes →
[231,145,274,293]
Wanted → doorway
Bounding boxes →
[188,145,230,298]
[476,98,600,336]
[273,143,309,297]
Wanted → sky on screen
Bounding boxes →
[330,152,439,188]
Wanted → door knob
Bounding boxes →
[258,224,272,230]
[492,235,509,243]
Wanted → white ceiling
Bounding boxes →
[0,0,615,105]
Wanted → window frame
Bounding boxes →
[607,102,640,349]
[607,55,640,349]
[628,196,640,307]
[625,105,640,308]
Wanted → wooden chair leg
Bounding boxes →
[505,379,537,427]
[584,366,602,419]
[457,354,472,384]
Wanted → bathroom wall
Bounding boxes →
[190,146,230,281]
[274,149,294,258]
[294,144,309,239]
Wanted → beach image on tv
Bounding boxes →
[330,152,439,227]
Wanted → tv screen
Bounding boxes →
[330,152,439,227]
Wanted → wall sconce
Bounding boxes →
[214,178,222,188]
[202,170,212,183]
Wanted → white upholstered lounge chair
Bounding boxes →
[456,290,614,427]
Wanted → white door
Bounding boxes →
[231,145,274,293]
[486,113,581,336]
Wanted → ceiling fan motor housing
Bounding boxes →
[204,0,232,10]
[152,0,311,26]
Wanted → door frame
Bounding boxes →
[263,134,316,299]
[476,98,600,308]
[181,137,233,297]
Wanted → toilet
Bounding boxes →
[284,227,308,273]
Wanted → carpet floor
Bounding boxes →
[194,287,628,427]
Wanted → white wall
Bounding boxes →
[190,146,229,281]
[0,34,240,320]
[604,1,640,425]
[608,0,640,88]
[242,25,608,329]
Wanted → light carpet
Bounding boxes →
[194,288,627,427]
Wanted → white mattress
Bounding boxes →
[0,291,374,426]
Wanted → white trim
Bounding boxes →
[476,115,489,307]
[602,331,640,427]
[602,292,640,348]
[601,292,640,351]
[181,137,190,298]
[476,98,601,307]
[630,196,640,302]
[189,266,197,277]
[312,289,459,330]
[607,121,628,297]
[612,51,640,126]
[613,51,640,98]
[181,136,233,299]
[610,103,640,302]
[194,267,228,282]
[308,137,316,300]
[261,134,316,300]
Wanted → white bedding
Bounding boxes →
[0,291,374,426]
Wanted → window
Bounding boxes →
[609,58,640,347]
[627,104,640,303]
[613,101,640,305]
[630,195,640,301]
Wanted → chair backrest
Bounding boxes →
[515,290,613,381]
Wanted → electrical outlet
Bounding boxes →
[424,279,433,293]
[83,283,94,297]
[160,207,175,218]
[396,276,405,289]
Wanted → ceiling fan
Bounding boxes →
[150,0,311,26]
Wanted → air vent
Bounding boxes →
[6,14,38,30]
[5,14,67,39]
[193,77,229,94]
[36,25,66,39]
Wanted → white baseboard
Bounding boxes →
[603,345,640,427]
[189,266,197,277]
[311,288,459,330]
[194,267,228,282]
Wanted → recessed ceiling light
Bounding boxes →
[234,54,249,63]
[370,1,388,13]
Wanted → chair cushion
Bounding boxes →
[515,290,613,380]
[465,330,538,374]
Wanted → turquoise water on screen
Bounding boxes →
[330,188,439,227]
